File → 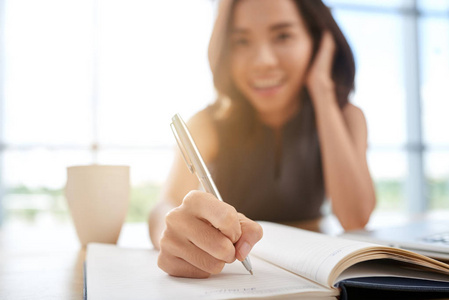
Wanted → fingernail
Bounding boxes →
[238,242,251,259]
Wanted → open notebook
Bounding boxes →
[85,221,449,300]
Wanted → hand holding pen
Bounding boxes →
[156,114,263,278]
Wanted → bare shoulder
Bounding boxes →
[186,109,219,162]
[342,103,368,150]
[342,103,366,127]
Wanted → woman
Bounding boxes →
[149,0,376,278]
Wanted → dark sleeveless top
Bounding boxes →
[206,99,325,222]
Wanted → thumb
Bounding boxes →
[234,214,263,261]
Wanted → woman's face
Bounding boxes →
[230,0,313,123]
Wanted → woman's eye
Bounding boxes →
[233,38,249,47]
[277,32,292,42]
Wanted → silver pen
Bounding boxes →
[170,113,253,275]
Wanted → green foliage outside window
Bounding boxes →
[3,183,161,223]
[2,178,448,223]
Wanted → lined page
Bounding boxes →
[252,222,375,287]
[86,243,335,300]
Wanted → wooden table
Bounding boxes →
[1,211,448,299]
[0,218,151,299]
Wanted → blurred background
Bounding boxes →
[0,0,448,226]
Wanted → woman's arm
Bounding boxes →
[307,33,376,230]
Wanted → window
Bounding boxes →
[420,14,449,210]
[324,0,449,212]
[1,0,215,223]
[1,0,448,224]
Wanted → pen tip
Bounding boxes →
[250,270,253,275]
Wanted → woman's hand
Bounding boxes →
[157,190,263,278]
[306,31,336,99]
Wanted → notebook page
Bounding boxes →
[86,243,334,300]
[252,222,376,287]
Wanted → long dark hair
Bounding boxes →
[208,0,355,144]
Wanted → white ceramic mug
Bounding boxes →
[65,165,130,247]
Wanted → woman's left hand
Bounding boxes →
[306,31,336,99]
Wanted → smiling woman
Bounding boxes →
[150,0,376,279]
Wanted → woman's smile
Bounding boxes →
[250,76,285,97]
